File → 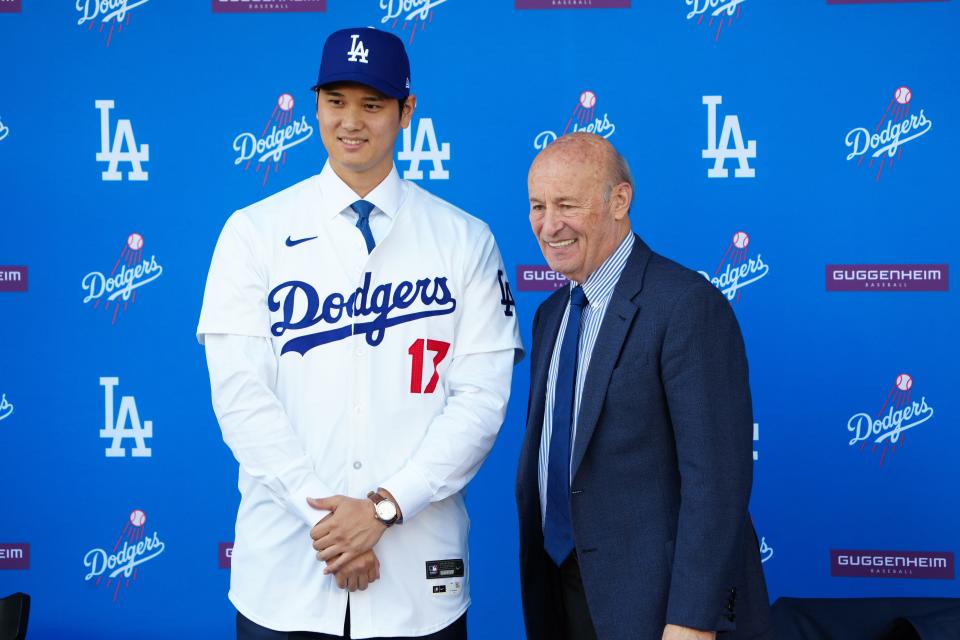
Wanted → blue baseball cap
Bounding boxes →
[311,27,411,100]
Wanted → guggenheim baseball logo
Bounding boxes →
[84,509,166,601]
[831,550,954,580]
[219,542,234,569]
[234,92,313,187]
[847,373,934,467]
[0,1,22,14]
[845,86,932,181]
[77,0,150,47]
[0,543,29,570]
[516,0,631,8]
[698,231,769,302]
[0,266,28,292]
[534,90,617,150]
[827,264,948,292]
[686,0,746,41]
[516,265,569,292]
[82,233,163,324]
[381,0,448,45]
[212,0,326,12]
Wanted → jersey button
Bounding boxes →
[353,461,362,470]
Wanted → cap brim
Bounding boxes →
[310,72,408,100]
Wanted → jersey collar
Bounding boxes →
[318,161,404,221]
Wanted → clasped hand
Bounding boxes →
[308,495,387,592]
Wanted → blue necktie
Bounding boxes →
[351,200,376,253]
[543,285,588,566]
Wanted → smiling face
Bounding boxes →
[528,134,633,284]
[315,82,415,194]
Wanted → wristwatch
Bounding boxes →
[367,491,400,527]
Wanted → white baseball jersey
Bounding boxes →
[197,162,523,637]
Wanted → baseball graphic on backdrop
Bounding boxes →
[278,93,295,111]
[127,232,144,251]
[894,86,912,105]
[579,90,596,109]
[733,231,750,249]
[129,509,147,527]
[896,373,913,391]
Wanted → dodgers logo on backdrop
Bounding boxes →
[96,100,148,181]
[702,96,756,178]
[845,86,933,181]
[268,272,457,356]
[76,0,149,47]
[685,0,745,40]
[212,0,326,13]
[0,543,29,570]
[0,394,13,422]
[847,373,934,467]
[380,0,448,45]
[233,93,314,187]
[0,116,8,141]
[534,90,617,150]
[83,509,166,601]
[698,231,769,302]
[0,266,28,292]
[100,377,153,458]
[82,233,163,324]
[399,118,450,180]
[759,537,773,563]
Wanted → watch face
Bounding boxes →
[376,500,398,521]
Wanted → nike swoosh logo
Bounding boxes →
[285,235,318,247]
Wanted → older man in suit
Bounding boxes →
[516,133,773,640]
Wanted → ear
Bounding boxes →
[400,94,417,129]
[611,181,633,221]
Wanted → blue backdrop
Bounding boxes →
[1,1,958,638]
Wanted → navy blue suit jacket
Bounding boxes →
[516,236,773,640]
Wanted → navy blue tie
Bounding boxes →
[543,285,588,566]
[351,200,376,253]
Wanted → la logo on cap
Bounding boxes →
[347,34,369,63]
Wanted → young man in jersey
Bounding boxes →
[198,27,522,640]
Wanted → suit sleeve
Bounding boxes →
[661,280,754,631]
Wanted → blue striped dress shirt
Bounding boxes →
[538,233,635,525]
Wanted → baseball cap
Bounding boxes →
[311,27,411,100]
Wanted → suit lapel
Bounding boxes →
[522,289,567,494]
[570,237,651,480]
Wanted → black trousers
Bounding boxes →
[236,605,467,640]
[550,554,599,640]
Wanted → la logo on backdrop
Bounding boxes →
[83,509,166,601]
[702,96,756,178]
[82,233,163,324]
[685,0,746,40]
[534,90,617,150]
[100,377,153,458]
[0,115,8,141]
[96,100,149,181]
[233,93,314,187]
[698,231,769,302]
[844,86,933,181]
[76,0,150,47]
[847,373,935,467]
